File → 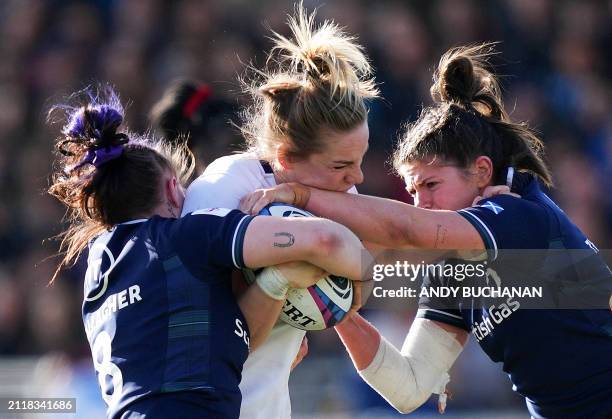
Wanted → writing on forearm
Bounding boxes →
[434,224,447,248]
[273,232,295,248]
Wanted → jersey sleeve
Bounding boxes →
[457,195,550,261]
[174,208,255,271]
[416,265,469,331]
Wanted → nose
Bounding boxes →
[414,192,432,209]
[345,166,364,186]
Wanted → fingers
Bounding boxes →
[275,261,326,289]
[251,191,274,215]
[252,183,298,213]
[239,185,293,214]
[239,190,263,213]
[482,185,510,198]
[483,185,521,199]
[473,185,521,206]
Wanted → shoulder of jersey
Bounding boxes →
[204,153,264,176]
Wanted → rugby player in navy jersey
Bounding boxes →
[46,87,368,419]
[240,45,612,418]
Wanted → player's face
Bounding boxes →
[284,121,369,192]
[401,160,481,210]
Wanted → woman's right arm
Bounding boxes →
[242,216,368,283]
[238,216,369,351]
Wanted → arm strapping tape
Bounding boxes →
[255,266,289,301]
[358,318,464,414]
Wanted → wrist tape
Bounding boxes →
[255,266,289,301]
[287,182,311,208]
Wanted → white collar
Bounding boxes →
[117,219,147,225]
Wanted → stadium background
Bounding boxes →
[0,0,609,417]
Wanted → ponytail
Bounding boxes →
[47,85,194,283]
[270,4,377,107]
[242,3,378,164]
[431,44,507,120]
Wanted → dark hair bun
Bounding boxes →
[436,55,476,103]
[431,44,505,120]
[150,79,237,149]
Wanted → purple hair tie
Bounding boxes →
[65,143,125,173]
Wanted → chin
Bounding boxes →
[321,185,351,192]
[436,202,467,211]
[334,184,354,193]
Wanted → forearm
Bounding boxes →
[335,312,382,370]
[357,319,465,414]
[306,189,416,247]
[306,188,485,251]
[335,313,436,414]
[237,283,284,351]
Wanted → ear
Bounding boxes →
[165,175,182,210]
[474,155,494,188]
[276,144,294,170]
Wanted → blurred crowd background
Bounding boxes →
[0,0,610,417]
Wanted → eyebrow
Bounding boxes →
[407,175,436,191]
[415,175,436,187]
[331,143,369,166]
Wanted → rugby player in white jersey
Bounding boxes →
[240,45,612,418]
[181,6,378,418]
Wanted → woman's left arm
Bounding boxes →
[241,184,484,251]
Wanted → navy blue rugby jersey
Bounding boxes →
[82,208,255,419]
[418,175,612,418]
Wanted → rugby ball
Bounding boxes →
[243,203,353,330]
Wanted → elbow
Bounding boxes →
[396,406,417,415]
[393,393,430,415]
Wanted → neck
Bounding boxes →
[152,202,179,219]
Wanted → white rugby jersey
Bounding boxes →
[183,153,358,419]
